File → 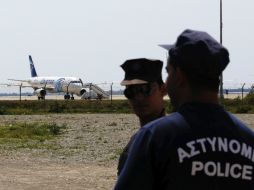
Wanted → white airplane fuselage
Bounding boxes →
[28,76,85,96]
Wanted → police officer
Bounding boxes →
[117,58,167,176]
[114,29,254,189]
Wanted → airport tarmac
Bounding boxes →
[0,95,127,101]
[0,93,247,101]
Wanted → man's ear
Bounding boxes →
[160,83,168,97]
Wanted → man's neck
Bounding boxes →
[139,109,165,127]
[190,91,219,104]
[176,90,219,111]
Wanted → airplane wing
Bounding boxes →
[1,82,55,91]
[7,79,54,90]
[8,79,30,82]
[6,83,55,90]
[0,82,33,88]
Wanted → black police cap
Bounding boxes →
[120,58,163,86]
[160,29,230,80]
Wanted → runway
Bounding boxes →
[0,95,127,101]
[0,93,246,101]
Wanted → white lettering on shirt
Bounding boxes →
[191,161,253,180]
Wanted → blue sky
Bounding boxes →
[0,0,253,93]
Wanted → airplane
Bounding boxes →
[7,55,109,100]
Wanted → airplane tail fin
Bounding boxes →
[29,55,38,77]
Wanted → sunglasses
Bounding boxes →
[124,83,153,99]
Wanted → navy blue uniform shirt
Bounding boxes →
[114,103,254,190]
[117,133,137,176]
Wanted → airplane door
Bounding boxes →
[54,78,65,92]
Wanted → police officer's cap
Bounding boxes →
[120,58,163,86]
[160,29,230,80]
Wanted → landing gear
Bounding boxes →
[64,94,74,100]
[38,96,45,100]
[64,94,70,100]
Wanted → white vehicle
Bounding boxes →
[8,55,87,100]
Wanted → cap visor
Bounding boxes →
[158,44,175,50]
[120,79,148,86]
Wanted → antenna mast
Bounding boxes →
[219,0,224,99]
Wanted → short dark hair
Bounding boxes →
[168,56,219,92]
[156,79,164,87]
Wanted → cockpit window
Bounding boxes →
[71,81,81,83]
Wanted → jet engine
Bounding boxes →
[80,88,86,96]
[34,88,47,97]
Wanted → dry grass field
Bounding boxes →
[0,113,253,190]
